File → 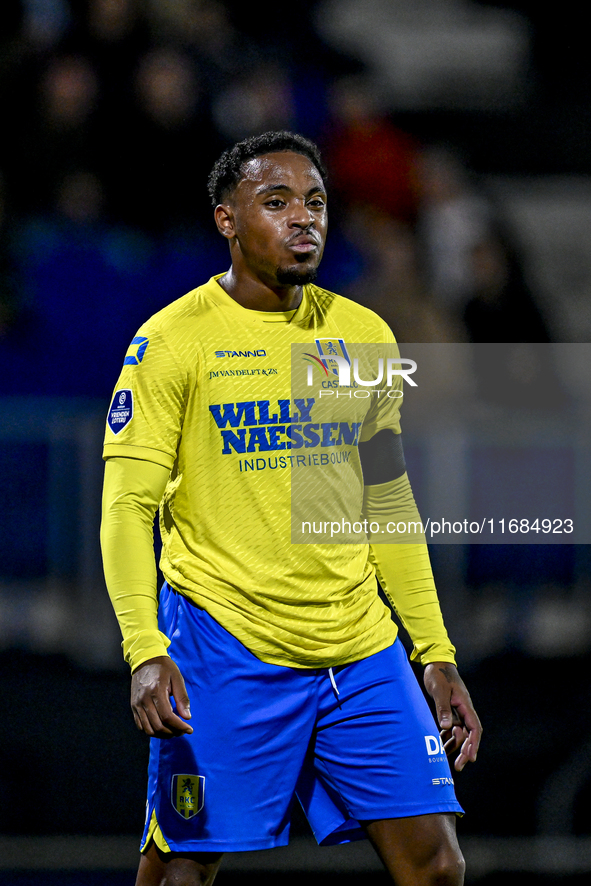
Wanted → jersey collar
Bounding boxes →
[199,274,313,326]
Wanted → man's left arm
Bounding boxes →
[359,429,482,771]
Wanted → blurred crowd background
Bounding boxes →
[4,0,591,399]
[1,1,591,883]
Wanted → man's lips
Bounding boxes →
[287,234,320,253]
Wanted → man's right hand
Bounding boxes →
[130,656,193,738]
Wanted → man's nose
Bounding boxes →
[289,200,314,227]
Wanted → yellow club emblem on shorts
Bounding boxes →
[171,774,205,819]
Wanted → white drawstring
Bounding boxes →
[328,666,340,696]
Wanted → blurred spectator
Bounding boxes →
[342,205,462,343]
[144,0,260,97]
[11,53,102,215]
[42,52,98,124]
[2,161,156,397]
[72,0,151,113]
[145,0,220,41]
[104,46,216,231]
[1,1,73,178]
[416,144,492,316]
[87,0,137,38]
[462,231,561,409]
[135,47,198,128]
[324,76,420,223]
[55,167,106,224]
[212,62,295,142]
[463,232,551,343]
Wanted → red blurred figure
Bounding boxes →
[326,77,420,223]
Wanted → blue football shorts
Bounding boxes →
[140,582,463,853]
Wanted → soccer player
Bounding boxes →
[101,131,481,886]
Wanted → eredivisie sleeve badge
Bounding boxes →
[107,389,133,434]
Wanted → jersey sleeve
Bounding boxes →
[363,475,456,665]
[103,324,190,469]
[100,456,171,670]
[359,321,403,442]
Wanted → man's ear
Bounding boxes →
[214,203,235,239]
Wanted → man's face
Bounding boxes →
[222,151,328,287]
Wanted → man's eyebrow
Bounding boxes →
[255,183,326,197]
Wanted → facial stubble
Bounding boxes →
[275,252,320,287]
[275,266,319,286]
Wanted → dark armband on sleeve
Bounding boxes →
[358,429,406,485]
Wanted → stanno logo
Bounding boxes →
[215,349,267,358]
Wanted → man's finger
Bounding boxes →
[442,725,467,756]
[143,698,174,736]
[436,701,454,731]
[134,690,180,738]
[132,707,144,733]
[454,737,476,771]
[135,704,158,737]
[152,695,193,735]
[454,705,483,755]
[452,719,482,770]
[439,707,463,735]
[170,671,192,723]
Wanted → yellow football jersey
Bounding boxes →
[103,274,406,667]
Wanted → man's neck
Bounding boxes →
[218,268,303,313]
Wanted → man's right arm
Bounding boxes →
[101,456,192,736]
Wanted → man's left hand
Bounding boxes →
[423,662,482,772]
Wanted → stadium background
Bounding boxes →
[1,1,590,883]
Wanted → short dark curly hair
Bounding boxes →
[207,131,327,207]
